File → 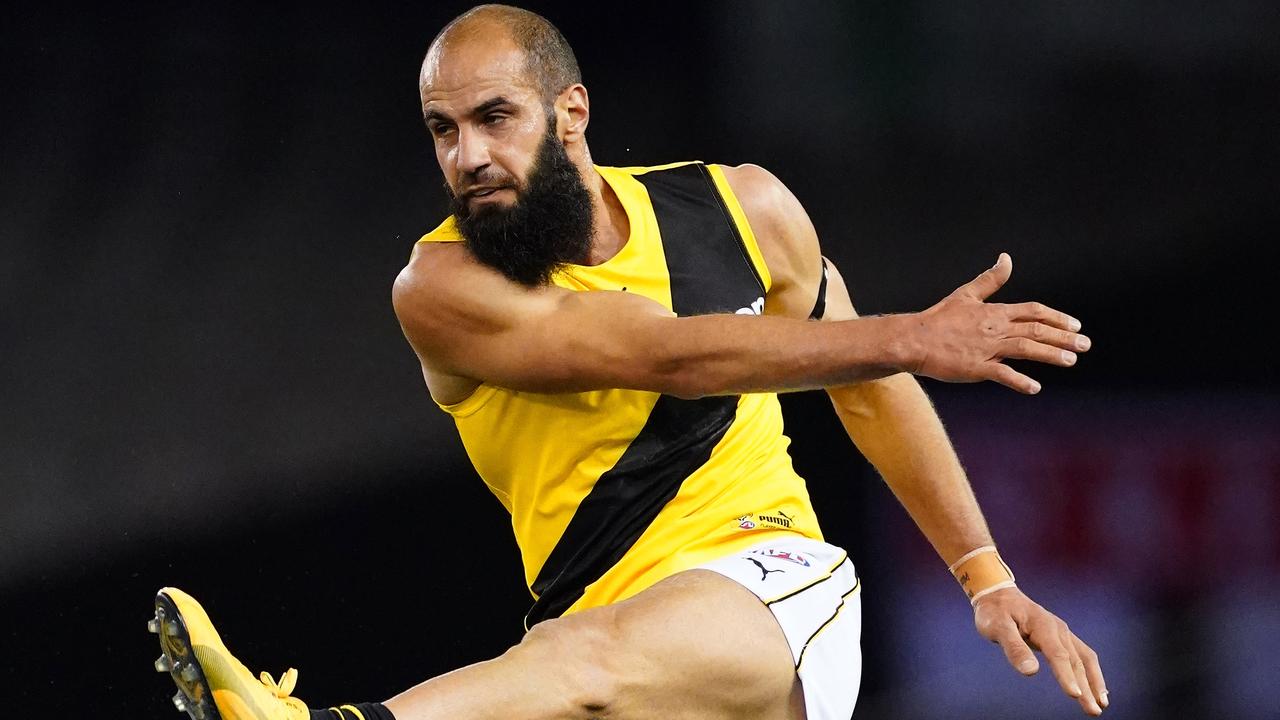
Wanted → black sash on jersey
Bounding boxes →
[525,163,767,627]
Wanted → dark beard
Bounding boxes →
[448,125,594,287]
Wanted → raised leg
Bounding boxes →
[385,570,804,720]
[151,572,804,720]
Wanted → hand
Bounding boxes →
[909,253,1090,394]
[974,586,1109,716]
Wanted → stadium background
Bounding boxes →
[2,2,1277,717]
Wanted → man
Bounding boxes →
[150,5,1107,720]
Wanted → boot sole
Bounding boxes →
[149,590,223,720]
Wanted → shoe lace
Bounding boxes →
[258,668,299,699]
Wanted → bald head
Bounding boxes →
[426,4,580,105]
[420,3,596,258]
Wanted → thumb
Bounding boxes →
[960,252,1013,301]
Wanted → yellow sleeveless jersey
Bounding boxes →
[417,162,823,627]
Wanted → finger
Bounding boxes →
[997,337,1079,367]
[1006,301,1083,333]
[1074,635,1109,710]
[1066,640,1102,716]
[1027,623,1082,701]
[986,363,1042,395]
[959,253,1012,301]
[1008,322,1092,353]
[989,616,1040,676]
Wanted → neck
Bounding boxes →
[574,146,629,266]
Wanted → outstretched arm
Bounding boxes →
[396,241,906,400]
[393,218,1087,401]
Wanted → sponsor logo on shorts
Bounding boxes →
[736,515,757,530]
[746,557,786,581]
[750,549,812,567]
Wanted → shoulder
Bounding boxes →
[394,239,461,303]
[714,163,824,317]
[392,238,501,332]
[393,237,566,338]
[394,214,467,307]
[715,164,805,230]
[715,163,787,198]
[714,163,816,261]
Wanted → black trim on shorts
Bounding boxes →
[795,570,861,670]
[763,552,851,606]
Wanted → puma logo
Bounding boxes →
[746,557,786,582]
[735,296,765,315]
[757,510,793,529]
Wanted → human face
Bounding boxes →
[420,35,550,215]
[446,116,594,286]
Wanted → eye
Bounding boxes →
[428,122,455,139]
[483,113,508,126]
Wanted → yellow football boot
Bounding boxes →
[149,587,311,720]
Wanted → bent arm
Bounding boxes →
[706,164,1107,714]
[805,252,1107,715]
[820,262,994,564]
[825,267,1109,715]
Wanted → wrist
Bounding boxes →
[880,313,924,374]
[948,545,1016,606]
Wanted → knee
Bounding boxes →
[510,608,625,718]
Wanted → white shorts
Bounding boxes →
[697,537,862,720]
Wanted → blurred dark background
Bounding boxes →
[2,1,1277,718]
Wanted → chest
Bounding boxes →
[556,163,766,318]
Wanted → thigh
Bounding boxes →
[557,569,803,720]
[696,538,862,720]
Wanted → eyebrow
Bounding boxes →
[423,96,515,125]
[472,96,513,115]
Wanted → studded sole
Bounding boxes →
[150,591,222,720]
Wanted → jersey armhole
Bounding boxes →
[434,383,500,418]
[704,164,773,293]
[809,258,829,320]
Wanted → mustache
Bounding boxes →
[455,169,519,199]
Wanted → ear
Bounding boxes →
[556,84,590,143]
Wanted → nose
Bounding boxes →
[455,124,491,177]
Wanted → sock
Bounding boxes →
[310,703,397,720]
